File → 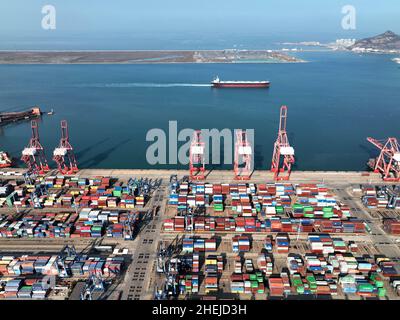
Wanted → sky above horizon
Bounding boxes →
[0,0,399,49]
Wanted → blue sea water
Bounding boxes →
[0,51,399,171]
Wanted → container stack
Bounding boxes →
[135,195,145,207]
[169,193,178,205]
[4,279,22,298]
[163,219,174,232]
[204,275,218,294]
[287,254,305,275]
[383,219,400,235]
[179,275,199,294]
[213,195,224,212]
[230,273,264,294]
[192,253,200,273]
[378,259,400,277]
[234,256,242,274]
[205,255,223,273]
[361,186,378,209]
[308,234,335,254]
[6,175,152,210]
[0,209,137,239]
[182,238,194,253]
[232,235,251,253]
[257,254,273,276]
[0,254,123,283]
[174,217,185,232]
[193,238,205,252]
[268,277,285,297]
[276,234,289,253]
[205,239,217,252]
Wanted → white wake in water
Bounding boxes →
[83,83,212,88]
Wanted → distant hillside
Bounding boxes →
[349,31,400,51]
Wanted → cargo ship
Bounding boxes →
[0,151,12,168]
[0,107,42,126]
[211,76,270,88]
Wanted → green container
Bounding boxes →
[113,190,122,197]
[276,206,284,213]
[374,279,384,288]
[358,283,374,291]
[306,276,316,285]
[323,212,333,218]
[304,206,314,212]
[20,286,32,290]
[251,281,258,288]
[378,287,386,297]
[370,273,384,288]
[249,274,257,281]
[257,288,264,294]
[322,207,333,212]
[370,273,378,280]
[296,286,304,294]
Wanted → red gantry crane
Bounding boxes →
[21,120,50,174]
[234,129,253,180]
[189,130,205,180]
[271,105,295,181]
[367,137,400,181]
[53,120,79,175]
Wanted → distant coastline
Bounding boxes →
[0,50,306,64]
[280,31,400,55]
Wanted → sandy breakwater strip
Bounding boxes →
[0,50,305,64]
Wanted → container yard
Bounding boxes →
[152,177,400,300]
[0,251,125,300]
[0,168,399,300]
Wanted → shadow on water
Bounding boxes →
[359,143,377,171]
[79,138,132,168]
[359,143,378,159]
[254,144,264,169]
[75,138,110,159]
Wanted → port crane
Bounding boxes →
[155,236,182,299]
[367,137,400,181]
[23,172,37,185]
[127,177,151,197]
[29,183,48,209]
[189,130,205,180]
[271,106,295,180]
[21,120,50,175]
[234,129,253,180]
[80,274,105,300]
[53,120,79,175]
[123,211,139,240]
[169,174,179,193]
[56,245,77,278]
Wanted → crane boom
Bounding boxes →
[21,120,49,175]
[367,137,400,181]
[271,105,295,180]
[53,120,79,174]
[189,130,205,180]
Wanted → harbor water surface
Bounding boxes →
[0,51,399,171]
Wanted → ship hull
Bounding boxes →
[211,82,270,88]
